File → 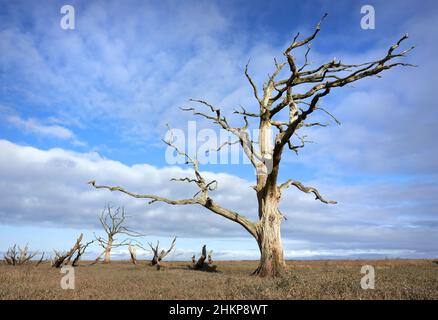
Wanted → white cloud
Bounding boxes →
[7,115,85,146]
[0,1,282,144]
[8,115,73,139]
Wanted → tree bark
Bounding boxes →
[253,193,286,277]
[194,245,207,270]
[103,237,112,263]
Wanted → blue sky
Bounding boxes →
[0,0,437,260]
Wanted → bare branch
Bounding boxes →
[89,181,199,205]
[287,133,312,155]
[72,239,94,267]
[245,61,261,104]
[285,13,328,53]
[181,100,264,169]
[89,180,257,238]
[315,106,341,125]
[280,179,337,204]
[233,105,259,118]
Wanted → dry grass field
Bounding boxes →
[0,259,437,300]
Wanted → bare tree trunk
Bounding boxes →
[128,243,136,265]
[194,245,207,270]
[192,245,217,272]
[253,194,286,277]
[103,237,112,264]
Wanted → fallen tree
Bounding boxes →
[51,233,93,268]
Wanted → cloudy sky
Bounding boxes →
[0,0,437,260]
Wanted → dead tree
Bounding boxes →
[94,205,143,263]
[4,244,41,266]
[148,237,176,270]
[52,233,83,268]
[72,240,94,267]
[89,14,414,277]
[128,242,137,265]
[194,245,207,269]
[192,245,217,272]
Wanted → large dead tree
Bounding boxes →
[89,15,414,277]
[94,205,143,263]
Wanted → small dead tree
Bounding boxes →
[148,237,176,270]
[89,14,414,277]
[4,244,41,266]
[72,240,94,267]
[94,205,143,264]
[128,242,137,265]
[95,205,143,263]
[192,245,217,272]
[51,233,83,268]
[194,245,207,269]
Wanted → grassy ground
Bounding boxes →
[0,259,437,299]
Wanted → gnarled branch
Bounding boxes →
[280,179,337,204]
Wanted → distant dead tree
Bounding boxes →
[72,239,94,267]
[89,14,414,277]
[94,205,143,264]
[128,242,137,265]
[148,237,176,270]
[52,233,92,268]
[192,245,217,272]
[4,244,43,266]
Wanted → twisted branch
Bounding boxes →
[280,179,337,204]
